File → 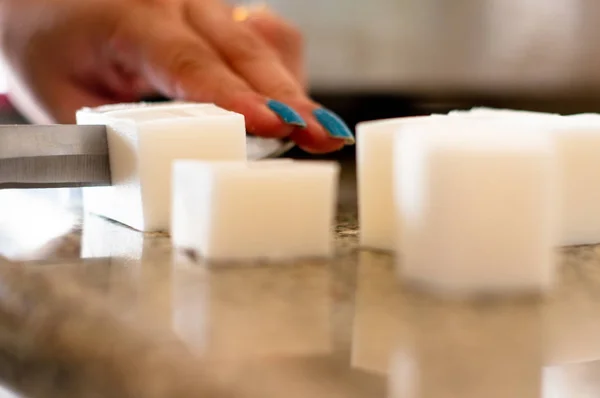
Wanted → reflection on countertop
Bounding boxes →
[0,162,600,397]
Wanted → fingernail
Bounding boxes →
[267,99,307,128]
[313,108,355,145]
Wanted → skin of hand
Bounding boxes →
[0,0,346,153]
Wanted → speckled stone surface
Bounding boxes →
[0,162,599,397]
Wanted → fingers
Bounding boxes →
[34,76,123,124]
[186,1,305,100]
[239,8,353,153]
[113,21,294,138]
[239,7,306,87]
[185,1,351,153]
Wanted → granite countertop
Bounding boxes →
[0,162,599,397]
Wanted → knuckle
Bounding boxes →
[259,14,304,48]
[166,43,208,77]
[160,43,216,97]
[267,80,299,99]
[227,31,282,73]
[226,30,268,61]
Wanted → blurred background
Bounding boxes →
[274,0,588,95]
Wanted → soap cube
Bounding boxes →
[356,115,441,251]
[76,102,246,232]
[394,119,558,295]
[554,114,600,245]
[446,109,600,246]
[172,160,340,261]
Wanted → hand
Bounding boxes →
[1,0,354,153]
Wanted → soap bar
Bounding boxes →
[449,107,560,118]
[76,102,247,232]
[449,109,600,246]
[356,115,441,251]
[394,118,558,295]
[171,160,340,261]
[554,114,600,245]
[88,101,291,161]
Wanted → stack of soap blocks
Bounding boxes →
[77,102,340,261]
[357,107,600,296]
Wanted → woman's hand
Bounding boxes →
[1,0,354,153]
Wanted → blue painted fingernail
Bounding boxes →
[267,99,307,128]
[313,108,355,145]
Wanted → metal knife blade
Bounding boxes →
[0,124,292,189]
[0,125,111,189]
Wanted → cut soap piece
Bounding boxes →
[356,115,443,251]
[77,102,246,232]
[394,118,559,296]
[171,159,293,251]
[449,107,560,118]
[554,114,600,245]
[172,160,340,261]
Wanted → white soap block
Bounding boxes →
[554,114,600,245]
[394,119,558,295]
[172,160,340,261]
[449,107,560,119]
[356,115,443,251]
[76,102,247,232]
[89,101,290,161]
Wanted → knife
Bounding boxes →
[0,124,294,189]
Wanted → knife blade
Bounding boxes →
[0,125,111,189]
[0,124,292,189]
